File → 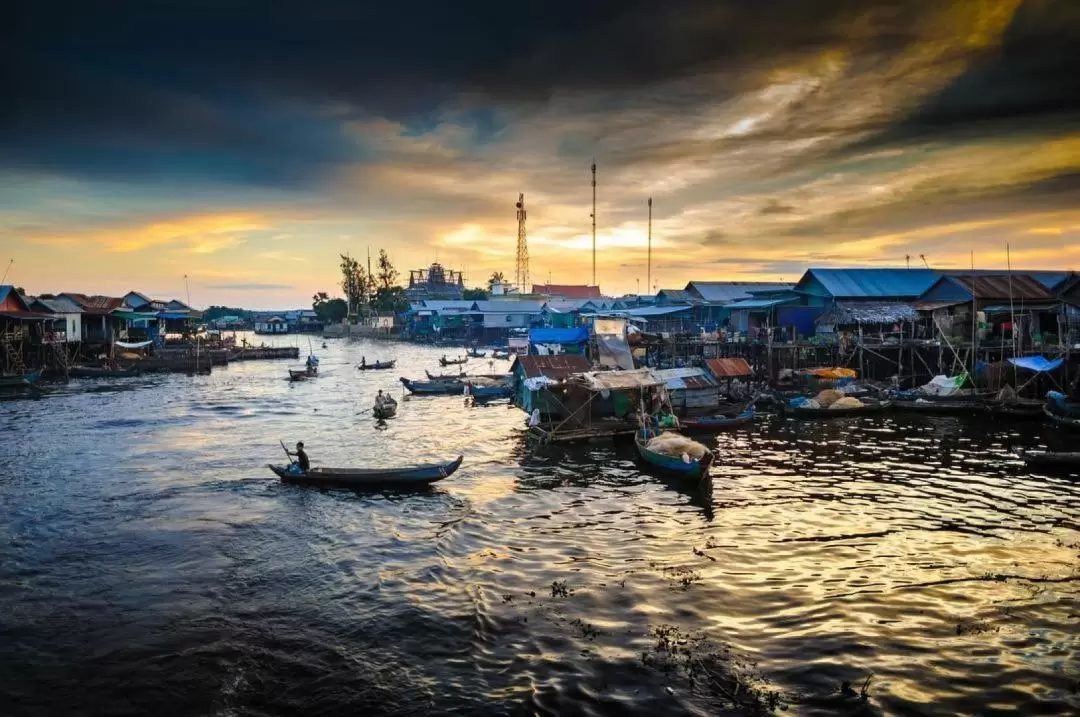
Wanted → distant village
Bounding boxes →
[3,261,1080,384]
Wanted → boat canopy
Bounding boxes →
[1008,355,1064,373]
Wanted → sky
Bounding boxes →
[3,0,1079,309]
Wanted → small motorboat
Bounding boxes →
[786,399,891,418]
[358,359,396,371]
[1019,450,1080,472]
[426,369,466,380]
[269,455,463,488]
[633,428,713,484]
[68,366,142,379]
[289,368,314,381]
[400,376,465,395]
[679,406,756,432]
[439,356,468,367]
[373,394,398,419]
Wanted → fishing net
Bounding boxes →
[830,396,865,409]
[815,389,845,408]
[646,432,709,460]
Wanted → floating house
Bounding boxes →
[510,354,591,417]
[60,294,128,343]
[27,296,84,342]
[652,367,719,413]
[917,274,1063,347]
[254,316,289,334]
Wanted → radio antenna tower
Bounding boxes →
[515,193,529,294]
[590,160,597,287]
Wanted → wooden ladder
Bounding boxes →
[2,330,27,374]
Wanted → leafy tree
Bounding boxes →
[372,286,409,314]
[340,254,372,315]
[315,298,348,323]
[14,286,26,296]
[462,287,488,300]
[203,305,252,322]
[488,271,506,290]
[376,249,399,290]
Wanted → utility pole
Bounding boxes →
[184,274,191,307]
[591,160,597,287]
[647,197,652,297]
[1,259,13,285]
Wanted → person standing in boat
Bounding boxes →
[286,442,310,472]
[360,356,366,368]
[376,389,384,406]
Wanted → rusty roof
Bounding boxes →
[511,354,591,379]
[705,357,753,377]
[61,293,127,314]
[951,275,1054,301]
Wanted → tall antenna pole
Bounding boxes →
[184,274,191,307]
[591,160,597,287]
[515,193,529,294]
[647,197,652,296]
[1,259,13,285]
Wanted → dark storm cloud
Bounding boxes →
[859,0,1080,146]
[3,0,939,186]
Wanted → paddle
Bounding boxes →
[280,440,295,466]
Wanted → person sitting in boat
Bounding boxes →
[286,441,310,473]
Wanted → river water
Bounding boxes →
[2,338,1078,716]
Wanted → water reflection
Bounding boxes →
[1,337,1078,715]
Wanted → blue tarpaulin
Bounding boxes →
[529,327,589,344]
[1008,356,1064,373]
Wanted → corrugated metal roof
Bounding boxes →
[420,300,474,312]
[726,297,793,310]
[472,300,546,314]
[950,274,1054,301]
[942,269,1071,291]
[544,299,598,313]
[705,358,753,377]
[686,281,793,304]
[511,354,590,379]
[800,268,939,299]
[60,293,126,314]
[531,284,602,299]
[914,300,965,311]
[817,301,919,325]
[652,367,717,390]
[32,297,84,314]
[656,289,693,303]
[624,305,693,317]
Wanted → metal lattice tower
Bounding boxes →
[515,193,529,294]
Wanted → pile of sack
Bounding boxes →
[829,396,865,410]
[645,431,709,461]
[788,390,866,410]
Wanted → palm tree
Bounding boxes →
[488,271,506,290]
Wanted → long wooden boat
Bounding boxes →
[987,398,1045,418]
[1044,405,1080,430]
[289,368,315,381]
[69,366,142,379]
[400,376,464,395]
[358,360,396,371]
[787,400,891,418]
[680,406,756,432]
[426,370,465,380]
[466,384,512,400]
[439,357,468,367]
[891,398,983,415]
[269,455,463,488]
[633,428,713,484]
[0,369,43,388]
[466,349,486,358]
[1019,450,1080,471]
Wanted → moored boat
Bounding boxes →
[891,397,984,415]
[633,428,713,484]
[68,366,142,379]
[466,348,486,358]
[987,398,1045,418]
[1044,405,1080,430]
[400,376,465,395]
[1019,450,1080,472]
[491,349,512,360]
[786,399,891,418]
[426,369,465,380]
[679,406,756,432]
[0,369,43,388]
[466,383,512,400]
[268,455,463,488]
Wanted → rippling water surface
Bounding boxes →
[2,338,1079,715]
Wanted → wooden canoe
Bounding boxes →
[439,357,468,367]
[400,376,465,395]
[466,384,513,400]
[891,398,983,415]
[680,406,756,432]
[269,455,463,487]
[373,398,398,419]
[1044,405,1080,430]
[426,370,465,380]
[358,360,396,370]
[987,399,1045,418]
[466,349,486,358]
[1019,450,1080,472]
[289,368,314,381]
[787,400,891,418]
[634,429,713,484]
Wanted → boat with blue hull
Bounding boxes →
[679,406,755,432]
[633,428,713,484]
[466,384,513,400]
[400,376,465,395]
[0,369,42,389]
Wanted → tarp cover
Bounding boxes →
[919,374,968,396]
[115,340,153,349]
[528,327,589,345]
[595,333,634,370]
[579,368,661,391]
[1008,355,1064,373]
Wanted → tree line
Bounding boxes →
[312,249,409,323]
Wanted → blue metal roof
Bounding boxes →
[623,305,693,317]
[798,268,940,299]
[726,297,793,310]
[685,281,793,304]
